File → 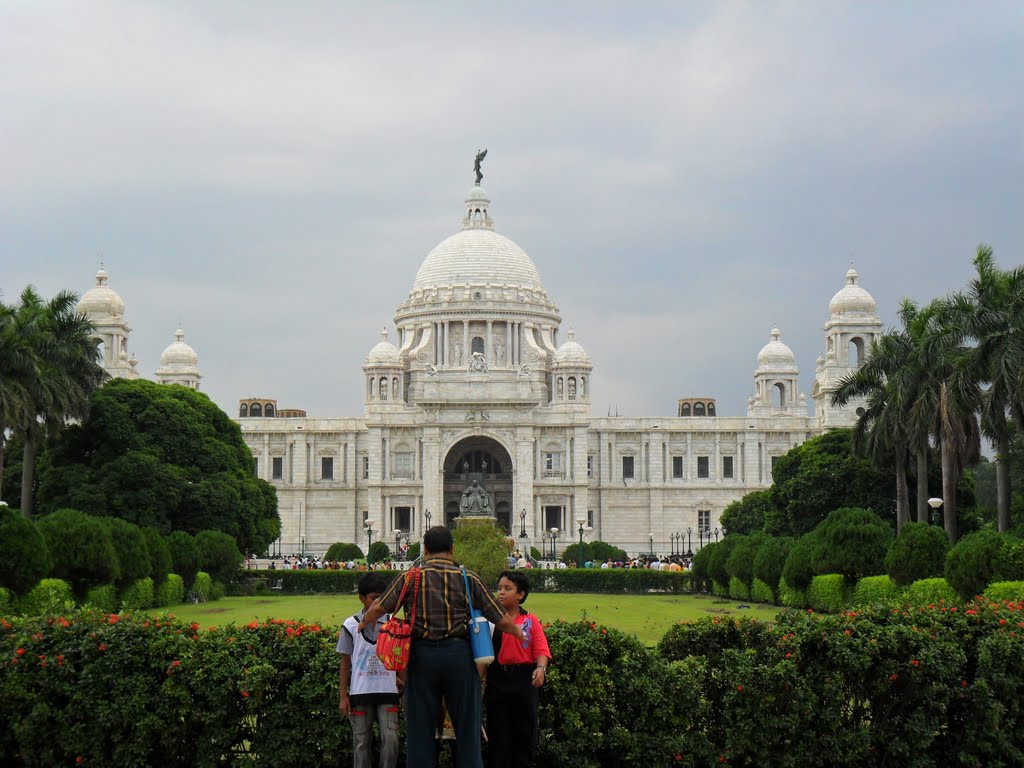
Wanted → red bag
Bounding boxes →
[376,567,420,672]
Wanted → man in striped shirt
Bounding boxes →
[361,526,525,768]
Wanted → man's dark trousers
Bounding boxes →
[406,638,482,768]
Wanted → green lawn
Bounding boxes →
[148,593,782,645]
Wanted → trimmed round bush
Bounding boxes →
[166,530,200,588]
[690,543,714,592]
[851,575,904,607]
[19,578,73,615]
[711,580,729,597]
[121,576,155,609]
[983,581,1024,602]
[946,529,1005,601]
[806,574,848,612]
[367,540,391,565]
[154,573,185,607]
[141,527,172,585]
[905,577,960,606]
[0,587,12,614]
[0,506,51,595]
[782,536,818,591]
[83,584,118,612]
[192,571,213,602]
[726,532,767,588]
[728,576,750,600]
[752,536,795,594]
[406,541,420,561]
[707,536,742,589]
[812,507,892,581]
[195,530,244,585]
[885,522,950,586]
[995,539,1024,582]
[586,540,629,563]
[103,518,151,588]
[35,509,118,597]
[324,542,364,561]
[750,578,775,604]
[779,578,805,608]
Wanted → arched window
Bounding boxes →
[239,403,248,418]
[849,336,865,366]
[681,403,691,416]
[694,402,706,416]
[250,403,263,417]
[392,377,399,400]
[379,379,388,400]
[568,377,577,400]
[708,403,716,416]
[265,404,275,417]
[773,382,786,407]
[557,377,564,399]
[472,336,484,355]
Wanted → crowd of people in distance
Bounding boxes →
[251,555,405,572]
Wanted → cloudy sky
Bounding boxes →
[3,1,1021,422]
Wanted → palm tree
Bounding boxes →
[4,287,107,517]
[832,301,934,532]
[0,299,34,499]
[937,245,1024,531]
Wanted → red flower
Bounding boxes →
[108,614,120,625]
[241,690,250,698]
[98,644,106,652]
[911,659,920,667]
[961,680,968,688]
[736,685,743,692]
[15,648,24,657]
[171,660,181,668]
[889,673,898,681]
[247,621,260,630]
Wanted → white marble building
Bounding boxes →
[79,178,880,557]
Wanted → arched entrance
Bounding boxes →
[443,436,514,532]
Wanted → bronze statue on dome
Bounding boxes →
[474,148,488,184]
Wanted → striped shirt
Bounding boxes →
[378,558,505,641]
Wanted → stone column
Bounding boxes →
[486,319,493,364]
[463,320,469,365]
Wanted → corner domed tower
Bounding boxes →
[393,181,562,406]
[551,329,592,406]
[363,328,404,407]
[748,326,806,416]
[813,264,883,428]
[155,327,202,389]
[77,263,139,380]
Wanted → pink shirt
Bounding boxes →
[496,611,551,666]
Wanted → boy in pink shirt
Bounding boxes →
[483,571,551,768]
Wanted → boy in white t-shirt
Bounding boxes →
[337,573,404,768]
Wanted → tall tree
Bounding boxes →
[938,245,1024,532]
[5,287,107,517]
[831,301,935,532]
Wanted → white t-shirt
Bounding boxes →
[336,610,399,704]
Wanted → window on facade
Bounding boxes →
[672,456,684,479]
[587,455,593,478]
[265,404,275,417]
[723,455,734,479]
[543,452,562,477]
[392,452,413,478]
[697,456,710,478]
[472,336,484,355]
[708,403,716,416]
[681,403,691,416]
[392,377,399,400]
[251,403,263,417]
[379,379,388,400]
[393,506,411,532]
[694,403,706,416]
[622,456,635,479]
[568,377,577,400]
[321,457,334,480]
[272,457,283,480]
[587,510,595,528]
[557,378,564,399]
[239,403,248,417]
[544,506,562,530]
[362,456,370,479]
[698,509,711,532]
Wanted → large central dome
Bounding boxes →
[412,228,544,292]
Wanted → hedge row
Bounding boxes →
[3,602,1024,766]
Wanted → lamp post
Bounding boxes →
[519,508,528,539]
[364,519,375,564]
[576,517,591,568]
[927,497,943,526]
[713,527,720,542]
[549,528,559,559]
[686,526,693,558]
[648,532,654,557]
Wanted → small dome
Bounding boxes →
[159,328,199,368]
[829,265,877,317]
[365,328,401,366]
[554,329,591,367]
[78,265,126,317]
[757,327,797,370]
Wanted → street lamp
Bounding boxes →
[519,508,528,538]
[424,508,432,529]
[713,527,720,542]
[927,497,943,526]
[648,532,654,557]
[364,519,375,564]
[549,527,559,559]
[576,517,591,568]
[686,526,693,558]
